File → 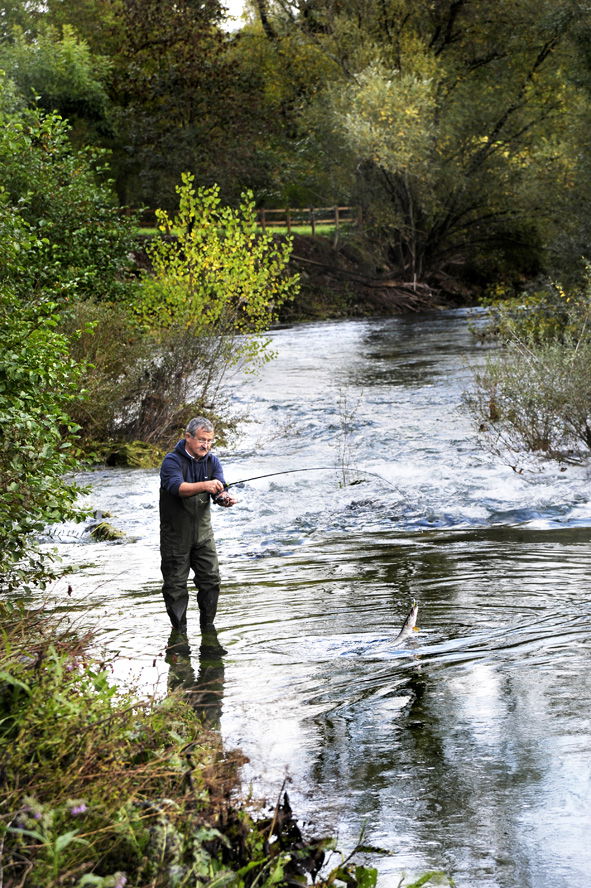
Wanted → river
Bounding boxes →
[47,310,591,888]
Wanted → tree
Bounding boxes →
[0,75,138,588]
[0,96,136,301]
[252,0,591,288]
[0,24,112,144]
[105,0,232,210]
[224,18,345,207]
[121,172,298,442]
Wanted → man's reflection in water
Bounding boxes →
[165,627,225,729]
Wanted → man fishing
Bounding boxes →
[159,417,236,635]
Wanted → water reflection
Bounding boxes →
[166,628,226,729]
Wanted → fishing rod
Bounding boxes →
[223,466,399,491]
[223,466,335,489]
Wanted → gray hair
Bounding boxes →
[186,417,214,437]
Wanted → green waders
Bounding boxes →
[160,488,221,631]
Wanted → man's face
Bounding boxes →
[185,428,214,459]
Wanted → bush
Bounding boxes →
[0,279,84,590]
[65,171,300,448]
[136,174,298,370]
[466,330,591,465]
[0,86,136,303]
[61,300,241,448]
[466,263,591,463]
[0,77,144,588]
[482,267,591,345]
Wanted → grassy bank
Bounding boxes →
[0,601,382,888]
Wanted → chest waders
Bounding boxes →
[160,488,221,631]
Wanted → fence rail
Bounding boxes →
[257,205,359,234]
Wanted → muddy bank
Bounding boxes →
[281,233,476,320]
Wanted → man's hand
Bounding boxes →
[204,479,224,495]
[178,478,225,497]
[213,492,237,507]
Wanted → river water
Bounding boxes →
[47,310,591,888]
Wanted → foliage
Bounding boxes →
[251,0,591,287]
[223,21,343,208]
[64,299,243,446]
[482,271,591,344]
[0,602,382,887]
[55,173,298,447]
[0,204,84,591]
[58,298,151,442]
[127,173,298,441]
[104,0,230,210]
[140,174,296,337]
[0,24,112,126]
[0,82,137,301]
[0,78,139,588]
[4,0,591,292]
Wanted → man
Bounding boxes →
[159,417,236,634]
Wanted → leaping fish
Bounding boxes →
[393,600,420,645]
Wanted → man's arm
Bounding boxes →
[178,479,224,497]
[161,452,224,498]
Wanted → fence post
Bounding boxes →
[310,207,316,235]
[260,209,266,231]
[287,209,291,234]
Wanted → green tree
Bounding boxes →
[0,97,136,301]
[120,172,298,442]
[105,0,232,210]
[0,24,112,143]
[0,76,138,588]
[252,0,591,289]
[139,173,296,339]
[225,18,346,207]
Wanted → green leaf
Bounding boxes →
[55,829,88,853]
[0,670,31,694]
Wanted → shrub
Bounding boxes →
[466,265,591,463]
[0,277,84,590]
[481,264,591,345]
[61,300,241,448]
[0,84,136,303]
[466,334,591,462]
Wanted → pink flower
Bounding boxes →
[69,803,87,816]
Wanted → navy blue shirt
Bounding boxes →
[160,439,225,497]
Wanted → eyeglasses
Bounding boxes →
[192,436,214,446]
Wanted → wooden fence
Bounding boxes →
[257,205,359,234]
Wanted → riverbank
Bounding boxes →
[132,232,476,323]
[0,601,379,888]
[279,234,476,321]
